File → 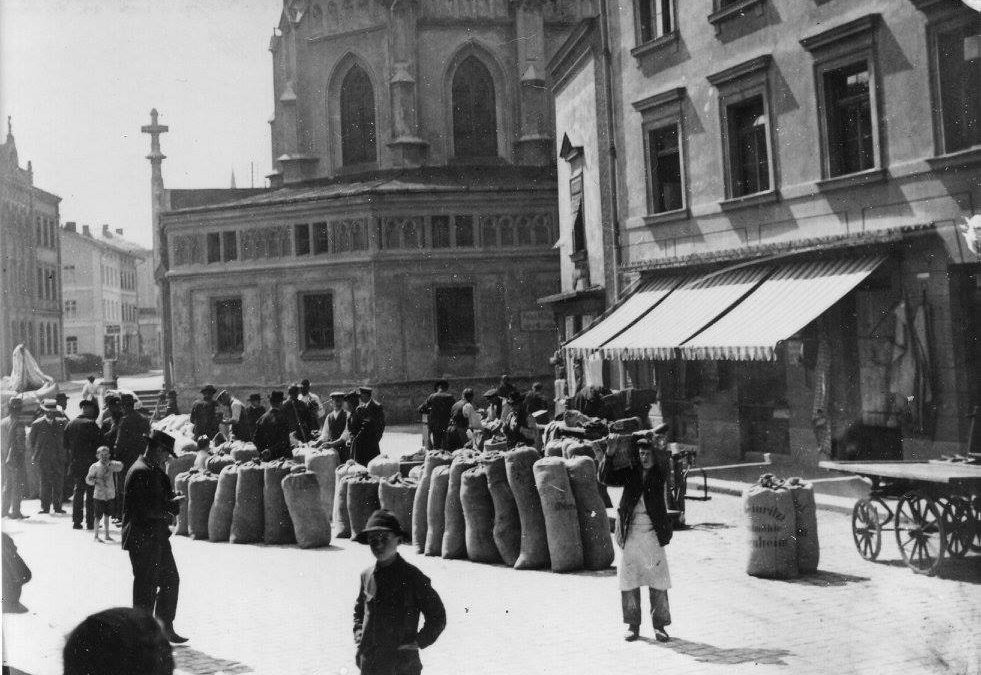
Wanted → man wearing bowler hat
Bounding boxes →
[189,384,220,440]
[349,387,385,466]
[254,391,291,461]
[65,398,103,529]
[121,429,188,644]
[353,509,446,675]
[29,399,68,514]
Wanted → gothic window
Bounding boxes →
[452,57,498,158]
[340,65,377,166]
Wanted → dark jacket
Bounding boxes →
[353,554,446,672]
[523,392,549,417]
[29,416,67,466]
[254,407,291,461]
[243,403,266,442]
[113,409,150,470]
[282,398,313,442]
[599,454,673,548]
[63,415,103,473]
[121,456,180,551]
[441,425,470,452]
[1,415,26,466]
[350,400,385,465]
[189,398,220,439]
[419,391,455,434]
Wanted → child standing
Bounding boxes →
[85,446,123,542]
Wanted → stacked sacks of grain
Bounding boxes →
[533,457,584,573]
[408,465,424,482]
[505,447,549,570]
[786,477,819,574]
[563,441,595,460]
[188,472,219,541]
[283,466,332,548]
[206,454,235,476]
[442,452,477,559]
[424,466,451,556]
[304,448,339,523]
[230,461,264,544]
[411,451,453,553]
[347,473,381,540]
[263,459,297,545]
[483,437,508,454]
[334,461,366,538]
[566,456,614,570]
[460,464,501,564]
[744,474,798,579]
[165,450,196,486]
[605,431,636,473]
[174,469,197,536]
[608,417,643,434]
[207,464,238,542]
[230,442,259,463]
[482,452,521,567]
[379,473,416,536]
[543,439,565,458]
[367,454,400,479]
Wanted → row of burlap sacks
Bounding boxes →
[743,473,820,579]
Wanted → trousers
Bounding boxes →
[71,473,95,528]
[128,536,180,625]
[37,462,65,511]
[358,648,423,675]
[1,463,25,516]
[621,587,671,629]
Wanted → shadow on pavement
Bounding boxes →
[1,602,28,614]
[773,569,870,586]
[685,522,735,531]
[645,636,791,665]
[173,646,253,674]
[863,556,981,584]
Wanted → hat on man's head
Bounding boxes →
[200,384,217,395]
[269,390,285,404]
[79,398,98,410]
[41,398,58,411]
[300,378,311,387]
[345,390,360,402]
[482,388,500,400]
[358,386,373,396]
[329,391,346,399]
[353,509,409,544]
[120,393,135,405]
[248,393,262,402]
[287,383,300,395]
[103,392,120,405]
[55,392,68,402]
[146,429,177,456]
[507,389,524,403]
[167,390,178,398]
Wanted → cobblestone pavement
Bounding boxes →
[3,437,978,675]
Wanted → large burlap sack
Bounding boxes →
[460,466,501,564]
[334,461,366,538]
[505,447,549,570]
[206,454,235,476]
[543,439,565,458]
[283,469,332,549]
[230,462,264,544]
[408,465,424,481]
[425,466,451,556]
[263,460,296,545]
[483,437,508,454]
[412,451,453,553]
[566,456,614,570]
[174,437,198,456]
[608,417,643,434]
[207,465,238,542]
[166,453,196,486]
[483,452,521,567]
[379,474,416,536]
[606,433,636,471]
[173,470,196,536]
[188,472,219,541]
[744,474,798,578]
[442,454,477,559]
[786,477,819,574]
[231,443,259,463]
[347,474,381,540]
[305,449,339,523]
[563,441,595,460]
[533,457,584,573]
[367,455,400,479]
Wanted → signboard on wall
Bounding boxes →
[520,310,553,332]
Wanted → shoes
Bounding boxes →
[53,508,67,514]
[85,525,94,531]
[624,626,639,642]
[38,509,50,515]
[654,628,670,643]
[72,523,83,530]
[163,625,188,644]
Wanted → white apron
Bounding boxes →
[618,499,671,591]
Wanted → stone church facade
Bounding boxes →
[155,0,597,419]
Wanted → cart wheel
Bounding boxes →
[894,493,946,575]
[938,497,972,559]
[851,498,882,561]
[969,497,981,554]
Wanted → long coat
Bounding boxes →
[599,454,673,548]
[29,416,67,468]
[63,416,103,476]
[113,410,150,470]
[349,400,385,465]
[121,456,180,551]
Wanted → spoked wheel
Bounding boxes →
[894,493,946,575]
[971,497,981,554]
[852,498,883,561]
[937,497,972,559]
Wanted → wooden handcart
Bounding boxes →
[819,459,981,575]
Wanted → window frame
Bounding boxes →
[65,336,77,356]
[294,223,311,256]
[634,0,677,48]
[339,64,378,167]
[634,87,688,222]
[206,232,221,264]
[211,296,245,358]
[222,231,238,262]
[926,12,981,158]
[434,285,478,356]
[297,291,336,357]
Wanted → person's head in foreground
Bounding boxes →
[354,509,407,564]
[143,429,177,466]
[63,607,174,675]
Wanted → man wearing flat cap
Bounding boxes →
[349,387,385,466]
[254,391,291,461]
[317,391,350,460]
[29,399,68,514]
[353,509,446,675]
[65,398,103,529]
[189,384,220,440]
[121,429,188,644]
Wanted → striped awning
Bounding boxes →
[679,256,886,361]
[601,267,769,361]
[562,276,684,358]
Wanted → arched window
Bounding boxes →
[452,56,498,158]
[340,65,377,166]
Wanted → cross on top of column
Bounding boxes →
[141,108,168,161]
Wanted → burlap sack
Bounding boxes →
[460,465,501,564]
[565,456,614,570]
[207,464,238,542]
[367,455,400,479]
[347,474,381,540]
[173,470,195,536]
[411,451,453,553]
[744,475,798,579]
[442,453,477,559]
[230,461,264,544]
[786,477,820,574]
[283,469,332,548]
[188,472,219,541]
[304,449,339,523]
[482,452,521,567]
[534,457,584,573]
[425,466,451,556]
[263,460,297,545]
[379,474,416,536]
[505,447,549,570]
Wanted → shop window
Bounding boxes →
[727,96,771,196]
[454,215,474,248]
[222,231,238,262]
[452,56,498,159]
[935,20,981,153]
[313,222,330,255]
[637,0,675,44]
[66,336,77,355]
[299,293,334,352]
[647,123,684,212]
[213,297,244,355]
[432,216,451,249]
[435,286,476,355]
[340,65,377,166]
[207,232,221,263]
[295,223,311,255]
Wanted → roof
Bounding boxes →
[165,165,558,214]
[62,227,150,257]
[167,188,270,211]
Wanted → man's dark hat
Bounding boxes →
[507,389,524,403]
[287,383,300,394]
[200,384,217,395]
[345,390,360,401]
[146,429,177,456]
[329,391,346,399]
[120,392,135,405]
[531,409,551,425]
[483,387,500,399]
[358,386,373,395]
[353,509,409,544]
[269,390,285,404]
[300,378,311,386]
[248,393,262,402]
[103,392,120,404]
[435,379,449,389]
[79,398,98,409]
[55,392,68,402]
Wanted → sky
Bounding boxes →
[0,0,283,248]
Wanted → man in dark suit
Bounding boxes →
[282,383,313,443]
[64,399,103,529]
[121,429,188,644]
[418,380,455,450]
[189,384,220,439]
[350,386,385,466]
[113,393,150,518]
[254,391,291,461]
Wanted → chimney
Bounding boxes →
[65,221,76,233]
[102,224,111,237]
[82,224,91,237]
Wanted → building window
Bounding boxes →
[432,216,451,249]
[313,222,330,254]
[213,298,244,355]
[299,293,335,352]
[207,232,221,263]
[647,123,684,213]
[65,299,76,318]
[295,223,311,255]
[570,173,586,253]
[935,21,980,154]
[452,56,498,159]
[52,325,58,355]
[340,65,377,166]
[222,231,238,261]
[454,215,474,248]
[727,96,770,196]
[823,63,874,177]
[637,0,674,44]
[435,286,476,355]
[66,336,77,355]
